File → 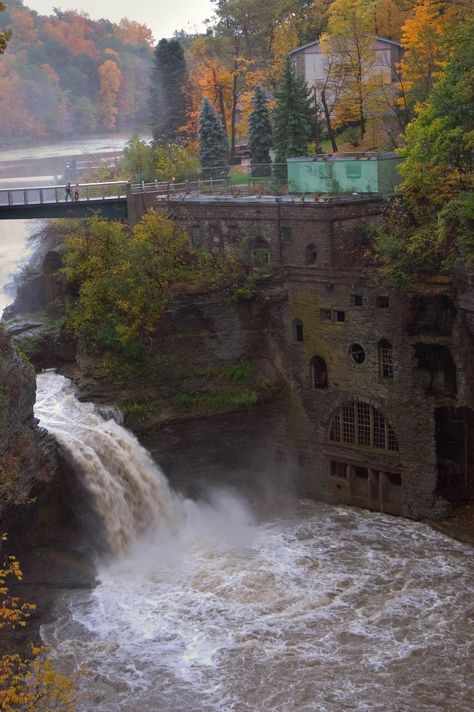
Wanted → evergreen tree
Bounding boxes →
[273,57,318,176]
[198,97,229,178]
[248,85,273,178]
[149,38,188,145]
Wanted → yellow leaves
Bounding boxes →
[0,540,77,709]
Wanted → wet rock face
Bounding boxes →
[0,329,94,653]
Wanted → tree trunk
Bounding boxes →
[321,89,338,153]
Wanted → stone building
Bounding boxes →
[129,191,474,520]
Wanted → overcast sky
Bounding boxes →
[25,0,215,40]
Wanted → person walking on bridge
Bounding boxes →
[65,182,72,201]
[73,183,79,201]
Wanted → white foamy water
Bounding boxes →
[34,372,474,712]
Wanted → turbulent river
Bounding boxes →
[33,372,473,712]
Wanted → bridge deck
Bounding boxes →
[0,181,128,220]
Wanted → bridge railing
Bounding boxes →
[0,181,129,208]
[129,179,228,196]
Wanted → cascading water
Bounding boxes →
[33,373,474,711]
[35,371,186,555]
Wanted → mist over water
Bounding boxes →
[0,220,35,316]
[34,372,474,712]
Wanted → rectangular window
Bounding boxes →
[253,250,270,266]
[376,295,390,308]
[351,294,363,306]
[209,224,220,244]
[318,163,330,178]
[281,225,292,241]
[345,162,362,179]
[191,225,201,245]
[330,461,347,479]
[320,309,345,322]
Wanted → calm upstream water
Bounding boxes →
[34,373,474,712]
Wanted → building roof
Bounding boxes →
[288,35,401,56]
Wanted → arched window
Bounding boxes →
[305,243,317,265]
[328,401,398,451]
[378,339,393,378]
[311,356,328,389]
[293,318,304,342]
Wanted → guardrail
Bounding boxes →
[130,179,228,195]
[0,181,129,208]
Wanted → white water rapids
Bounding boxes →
[33,372,473,711]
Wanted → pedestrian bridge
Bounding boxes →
[0,178,231,221]
[0,181,129,220]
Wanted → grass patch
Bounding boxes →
[175,389,257,411]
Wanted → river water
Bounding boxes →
[1,145,473,711]
[34,372,474,712]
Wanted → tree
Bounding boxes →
[375,18,474,282]
[396,0,472,122]
[325,0,391,142]
[198,97,229,178]
[0,2,10,54]
[273,57,318,170]
[248,84,273,177]
[98,59,122,131]
[149,38,188,144]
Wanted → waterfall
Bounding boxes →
[34,371,185,555]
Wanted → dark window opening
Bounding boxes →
[349,343,365,364]
[435,407,474,502]
[376,295,389,308]
[311,356,328,389]
[191,226,201,245]
[209,224,220,244]
[306,243,317,265]
[252,250,271,266]
[320,309,345,323]
[293,319,304,342]
[414,343,457,396]
[281,225,292,241]
[378,339,393,378]
[407,295,456,336]
[330,461,347,478]
[351,294,363,306]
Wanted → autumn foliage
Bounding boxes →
[0,535,76,710]
[0,0,153,139]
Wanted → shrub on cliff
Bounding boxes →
[0,535,76,710]
[62,214,245,365]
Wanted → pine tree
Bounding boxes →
[248,85,273,178]
[273,57,318,176]
[149,38,188,145]
[198,97,229,179]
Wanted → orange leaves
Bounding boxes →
[43,17,99,58]
[114,19,154,47]
[399,0,461,103]
[98,60,122,131]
